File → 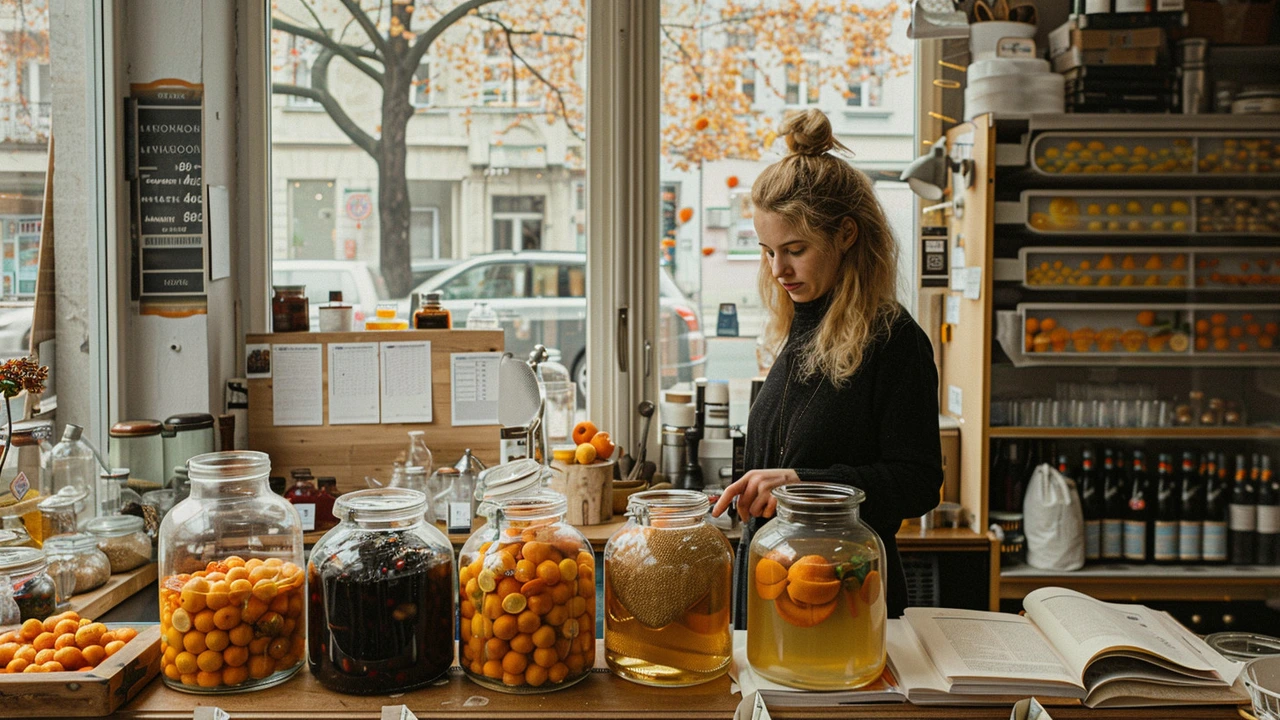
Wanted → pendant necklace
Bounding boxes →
[777,343,822,465]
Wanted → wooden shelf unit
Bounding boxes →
[1000,564,1280,603]
[941,114,1280,609]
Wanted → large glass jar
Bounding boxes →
[44,532,111,603]
[158,451,305,693]
[307,488,455,694]
[458,490,595,693]
[604,489,732,686]
[0,547,56,620]
[746,483,886,690]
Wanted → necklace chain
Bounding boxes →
[777,344,822,465]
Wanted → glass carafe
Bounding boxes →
[746,483,886,690]
[458,490,595,693]
[49,424,103,527]
[158,451,305,693]
[604,490,732,686]
[308,488,455,694]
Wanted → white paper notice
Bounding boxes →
[381,341,433,424]
[945,294,962,325]
[328,343,380,425]
[272,344,323,426]
[451,352,501,426]
[963,266,983,300]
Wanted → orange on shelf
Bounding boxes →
[1136,311,1157,327]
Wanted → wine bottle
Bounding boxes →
[1123,450,1153,564]
[1177,451,1203,564]
[1079,449,1103,562]
[1202,452,1228,564]
[1255,455,1278,565]
[1101,448,1126,561]
[1229,453,1257,565]
[1153,453,1180,564]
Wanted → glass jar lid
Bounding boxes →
[0,547,45,575]
[626,489,710,524]
[85,515,146,537]
[43,533,100,554]
[773,482,866,516]
[0,530,21,546]
[164,413,215,431]
[480,459,541,493]
[1206,632,1280,662]
[38,486,88,511]
[110,419,163,437]
[335,487,428,524]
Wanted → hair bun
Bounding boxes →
[780,109,841,157]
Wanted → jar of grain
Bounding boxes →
[746,483,886,690]
[604,489,732,686]
[44,532,112,602]
[458,490,595,693]
[86,514,152,572]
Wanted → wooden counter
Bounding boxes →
[101,656,1244,720]
[70,563,158,618]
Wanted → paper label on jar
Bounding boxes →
[295,503,316,532]
[9,471,29,502]
[448,502,472,534]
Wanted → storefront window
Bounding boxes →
[0,0,50,361]
[657,0,916,422]
[270,0,592,388]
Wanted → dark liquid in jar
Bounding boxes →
[307,531,454,694]
[14,573,56,621]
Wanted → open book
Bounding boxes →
[891,587,1248,708]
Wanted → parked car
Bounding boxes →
[411,258,460,288]
[406,251,706,394]
[272,259,388,331]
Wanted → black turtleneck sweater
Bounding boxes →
[736,296,943,621]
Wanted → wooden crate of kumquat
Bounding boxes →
[0,612,162,717]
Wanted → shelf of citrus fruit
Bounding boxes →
[1017,305,1280,359]
[158,556,305,691]
[1020,248,1280,290]
[1011,191,1280,236]
[1030,133,1277,176]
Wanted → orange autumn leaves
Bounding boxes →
[754,554,880,628]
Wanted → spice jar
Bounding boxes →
[458,490,596,693]
[44,532,112,602]
[38,486,88,541]
[272,285,310,332]
[746,483,886,690]
[307,488,455,694]
[159,451,306,693]
[604,489,732,686]
[87,514,152,572]
[0,547,56,620]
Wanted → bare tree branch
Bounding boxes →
[338,0,390,55]
[475,13,582,42]
[273,48,379,157]
[660,24,702,86]
[481,13,585,142]
[405,0,504,73]
[272,15,385,84]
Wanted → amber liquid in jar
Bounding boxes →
[603,490,732,687]
[746,545,886,690]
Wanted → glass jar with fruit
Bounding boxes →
[458,490,595,693]
[746,483,886,690]
[157,451,305,693]
[604,489,732,686]
[0,547,56,621]
[307,488,455,694]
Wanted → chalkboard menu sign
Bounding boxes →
[127,80,204,299]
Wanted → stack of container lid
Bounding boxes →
[966,21,1065,120]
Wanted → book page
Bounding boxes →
[903,608,1079,689]
[1023,587,1220,683]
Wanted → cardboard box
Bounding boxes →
[1051,46,1165,73]
[1048,22,1167,57]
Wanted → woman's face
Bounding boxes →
[755,210,842,304]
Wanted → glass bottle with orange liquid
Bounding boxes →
[746,483,886,690]
[604,489,732,686]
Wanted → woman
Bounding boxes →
[712,109,943,620]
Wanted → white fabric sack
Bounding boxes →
[1023,463,1085,571]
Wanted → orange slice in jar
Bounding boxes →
[753,558,788,600]
[774,593,837,628]
[859,570,882,606]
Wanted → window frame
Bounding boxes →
[411,59,432,109]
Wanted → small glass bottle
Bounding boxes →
[365,302,408,331]
[284,469,323,533]
[318,291,354,332]
[38,486,88,542]
[272,285,310,332]
[100,467,144,517]
[50,424,102,528]
[44,532,111,602]
[458,490,596,693]
[465,301,499,330]
[414,292,452,329]
[604,489,733,686]
[746,483,886,690]
[308,488,455,694]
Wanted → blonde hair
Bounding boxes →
[753,109,901,386]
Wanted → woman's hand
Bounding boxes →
[711,469,800,521]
